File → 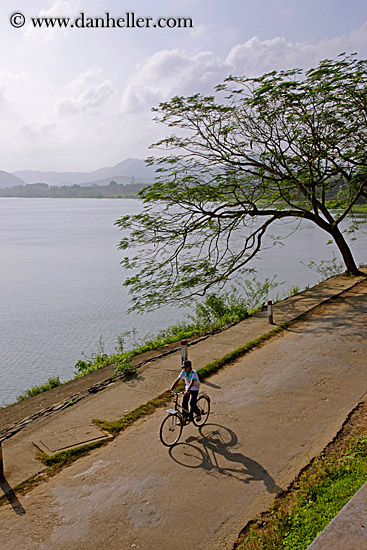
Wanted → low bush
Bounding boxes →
[16,376,62,402]
[74,278,279,378]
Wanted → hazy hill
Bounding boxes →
[13,158,155,186]
[0,171,24,189]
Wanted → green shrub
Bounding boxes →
[16,376,62,401]
[236,435,367,550]
[73,279,277,379]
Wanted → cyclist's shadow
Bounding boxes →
[169,423,282,495]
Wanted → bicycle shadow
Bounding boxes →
[0,477,26,515]
[169,423,282,495]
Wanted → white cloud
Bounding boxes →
[190,24,214,40]
[24,0,82,42]
[225,36,315,74]
[189,22,238,53]
[317,21,367,59]
[3,19,367,171]
[39,0,75,17]
[121,49,226,113]
[56,81,115,116]
[19,121,57,141]
[121,23,367,116]
[56,67,116,116]
[0,71,33,121]
[226,24,367,74]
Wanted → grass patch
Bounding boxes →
[6,278,302,406]
[197,326,285,381]
[0,315,289,507]
[234,435,367,550]
[37,440,108,469]
[73,279,279,378]
[16,376,62,402]
[0,439,109,508]
[94,324,288,435]
[352,204,367,213]
[94,392,175,435]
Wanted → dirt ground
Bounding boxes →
[0,280,367,550]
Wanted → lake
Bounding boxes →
[1,198,366,406]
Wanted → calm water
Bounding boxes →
[1,198,366,405]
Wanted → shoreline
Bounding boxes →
[0,272,367,549]
[1,269,366,438]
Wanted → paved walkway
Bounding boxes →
[3,276,367,550]
[0,270,364,488]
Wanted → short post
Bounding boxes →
[267,300,274,324]
[181,340,188,365]
[0,440,4,479]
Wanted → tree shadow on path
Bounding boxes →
[169,423,282,495]
[0,477,26,515]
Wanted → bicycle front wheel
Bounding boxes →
[160,413,183,446]
[193,394,211,426]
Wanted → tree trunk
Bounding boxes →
[329,225,362,275]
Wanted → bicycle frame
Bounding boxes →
[160,391,211,446]
[166,391,191,422]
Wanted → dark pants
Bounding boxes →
[182,390,199,417]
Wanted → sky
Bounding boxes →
[0,0,366,173]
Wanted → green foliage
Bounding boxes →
[74,335,137,378]
[193,285,250,326]
[16,376,62,401]
[127,278,277,348]
[113,354,136,376]
[117,54,366,311]
[196,326,284,381]
[74,336,110,375]
[38,440,107,468]
[286,285,300,297]
[325,199,347,209]
[94,392,172,435]
[235,435,367,549]
[12,279,275,405]
[193,279,277,325]
[73,279,276,380]
[94,323,288,436]
[303,255,344,281]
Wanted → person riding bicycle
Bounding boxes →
[168,360,201,422]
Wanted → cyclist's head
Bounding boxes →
[183,360,192,372]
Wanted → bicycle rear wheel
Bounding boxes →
[160,413,183,446]
[193,394,210,426]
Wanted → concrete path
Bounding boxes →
[0,271,366,550]
[0,270,365,488]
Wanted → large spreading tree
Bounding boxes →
[116,54,367,311]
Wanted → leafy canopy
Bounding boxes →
[116,54,367,311]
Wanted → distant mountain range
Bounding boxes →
[2,158,156,188]
[0,171,25,189]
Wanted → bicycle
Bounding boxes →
[159,391,211,447]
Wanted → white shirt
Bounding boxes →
[178,369,200,391]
